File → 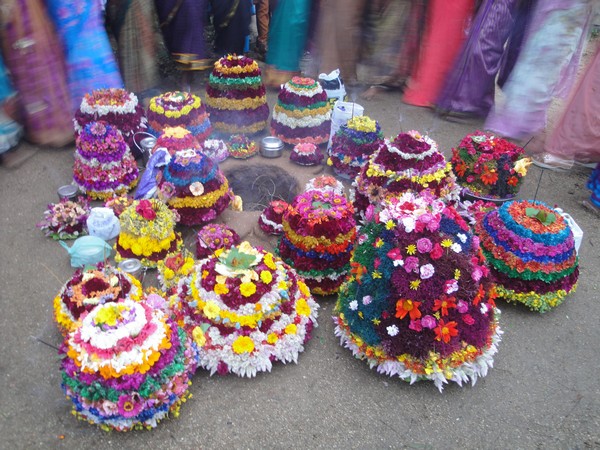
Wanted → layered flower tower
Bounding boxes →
[451,131,531,200]
[195,223,240,259]
[259,200,289,235]
[353,130,460,217]
[174,241,319,377]
[73,122,139,200]
[156,149,232,226]
[146,91,212,142]
[151,126,201,157]
[205,55,269,134]
[278,190,356,296]
[328,115,384,179]
[115,199,183,268]
[475,200,579,312]
[270,77,332,146]
[334,192,501,391]
[60,298,199,431]
[53,263,143,336]
[74,88,146,156]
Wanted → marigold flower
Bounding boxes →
[232,336,255,354]
[203,301,220,319]
[295,298,311,316]
[395,298,422,320]
[240,282,257,297]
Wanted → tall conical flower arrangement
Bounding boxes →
[334,192,501,391]
[205,54,269,134]
[60,297,199,431]
[278,190,357,296]
[174,241,319,377]
[352,130,460,218]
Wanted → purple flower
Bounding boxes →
[472,266,483,282]
[416,238,432,253]
[409,319,422,332]
[421,315,437,329]
[362,295,372,305]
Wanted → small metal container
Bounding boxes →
[57,184,79,201]
[260,136,284,158]
[139,137,156,166]
[118,258,143,279]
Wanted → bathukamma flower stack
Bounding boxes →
[175,241,319,377]
[475,200,579,312]
[60,298,199,431]
[334,191,501,391]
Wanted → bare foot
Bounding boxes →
[360,85,389,101]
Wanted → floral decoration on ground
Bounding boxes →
[334,191,502,391]
[156,249,196,294]
[352,130,460,218]
[115,199,183,268]
[38,196,90,240]
[60,297,199,431]
[228,135,258,159]
[53,262,143,336]
[147,91,211,142]
[278,190,356,296]
[451,131,531,200]
[290,142,324,166]
[474,199,579,312]
[259,200,289,235]
[196,223,241,259]
[174,241,319,377]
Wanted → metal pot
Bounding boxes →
[57,184,80,201]
[260,136,284,158]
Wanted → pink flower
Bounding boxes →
[409,319,422,332]
[463,314,475,325]
[136,199,156,220]
[421,315,436,329]
[404,256,419,274]
[362,295,372,305]
[456,300,468,313]
[416,238,432,253]
[472,266,483,282]
[419,263,435,279]
[117,393,143,418]
[430,243,443,260]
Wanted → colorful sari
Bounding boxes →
[0,53,22,154]
[46,0,123,112]
[106,0,164,93]
[484,0,597,139]
[0,0,73,147]
[155,0,213,71]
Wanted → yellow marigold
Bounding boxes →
[454,269,461,280]
[239,282,257,297]
[441,239,453,248]
[232,335,255,354]
[297,280,310,297]
[260,270,273,284]
[406,244,417,255]
[263,252,276,270]
[267,333,279,344]
[163,268,175,280]
[203,301,220,319]
[214,283,229,295]
[285,323,297,335]
[410,280,421,290]
[192,326,206,347]
[295,298,311,317]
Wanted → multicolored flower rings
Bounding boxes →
[175,242,319,377]
[475,200,579,312]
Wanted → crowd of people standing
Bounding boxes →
[0,0,598,169]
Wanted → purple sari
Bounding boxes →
[436,0,520,117]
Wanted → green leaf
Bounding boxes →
[525,207,556,226]
[221,247,257,270]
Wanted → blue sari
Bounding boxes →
[46,0,123,112]
[0,53,15,103]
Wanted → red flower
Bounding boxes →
[434,320,459,343]
[433,296,456,316]
[430,243,443,260]
[507,176,519,187]
[136,199,156,220]
[395,298,422,321]
[480,168,498,185]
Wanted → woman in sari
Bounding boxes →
[45,0,123,112]
[484,0,597,139]
[264,0,310,87]
[0,54,22,155]
[105,0,165,95]
[0,0,73,147]
[210,0,252,56]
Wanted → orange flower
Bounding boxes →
[395,298,422,320]
[433,296,456,316]
[481,168,498,185]
[350,262,366,284]
[507,176,519,187]
[455,162,467,177]
[434,320,458,343]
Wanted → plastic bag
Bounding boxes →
[60,236,113,268]
[327,100,364,150]
[86,207,120,241]
[318,69,346,104]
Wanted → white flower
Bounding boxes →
[349,300,358,311]
[402,217,416,233]
[419,264,435,280]
[190,182,204,196]
[480,303,489,314]
[457,233,467,243]
[387,325,399,336]
[451,243,462,253]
